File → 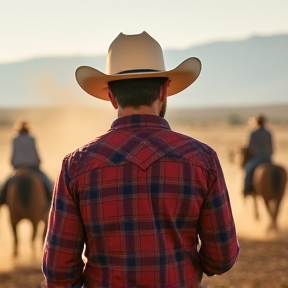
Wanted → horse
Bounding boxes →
[240,146,287,231]
[5,168,50,256]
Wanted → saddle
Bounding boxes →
[0,166,52,205]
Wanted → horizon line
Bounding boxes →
[1,32,287,65]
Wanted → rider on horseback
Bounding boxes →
[243,115,274,196]
[0,121,53,206]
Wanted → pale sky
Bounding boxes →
[1,0,288,64]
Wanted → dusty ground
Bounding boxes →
[0,107,288,288]
[0,238,287,288]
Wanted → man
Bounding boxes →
[42,32,239,288]
[243,115,273,196]
[0,121,52,206]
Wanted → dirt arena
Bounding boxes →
[0,107,288,288]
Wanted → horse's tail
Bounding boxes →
[272,165,285,195]
[16,175,33,209]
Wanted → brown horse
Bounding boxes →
[5,168,50,256]
[240,146,287,231]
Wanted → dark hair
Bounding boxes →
[256,115,266,127]
[108,77,168,108]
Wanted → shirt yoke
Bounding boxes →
[65,127,216,181]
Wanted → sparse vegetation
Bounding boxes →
[0,116,14,127]
[227,114,245,125]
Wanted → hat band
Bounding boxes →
[117,69,159,75]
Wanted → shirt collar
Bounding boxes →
[110,114,171,131]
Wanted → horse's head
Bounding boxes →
[228,146,252,168]
[240,146,252,167]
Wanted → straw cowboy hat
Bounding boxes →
[76,31,201,101]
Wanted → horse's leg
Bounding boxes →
[253,195,259,220]
[31,221,38,252]
[11,222,18,257]
[271,199,281,231]
[262,198,277,231]
[269,168,286,231]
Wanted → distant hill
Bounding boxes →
[0,34,288,108]
[1,104,288,129]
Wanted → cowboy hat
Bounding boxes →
[14,121,30,132]
[76,31,201,101]
[248,114,267,127]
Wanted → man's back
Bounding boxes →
[43,115,238,287]
[248,127,273,158]
[11,133,40,168]
[43,31,239,288]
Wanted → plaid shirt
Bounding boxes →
[42,115,239,288]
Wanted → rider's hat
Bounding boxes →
[14,121,30,133]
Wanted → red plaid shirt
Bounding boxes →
[42,115,239,288]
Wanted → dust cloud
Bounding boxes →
[0,108,288,273]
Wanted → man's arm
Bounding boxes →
[10,139,16,167]
[42,156,85,288]
[31,137,41,166]
[247,132,254,155]
[198,150,239,276]
[269,131,273,156]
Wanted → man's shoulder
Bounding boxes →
[67,128,213,153]
[63,129,216,177]
[65,132,109,158]
[155,130,217,172]
[163,129,215,153]
[62,131,113,171]
[13,133,35,142]
[252,127,272,136]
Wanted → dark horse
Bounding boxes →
[240,146,287,231]
[5,168,50,256]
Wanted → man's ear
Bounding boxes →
[107,88,118,110]
[159,80,170,102]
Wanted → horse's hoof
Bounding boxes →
[267,223,278,233]
[272,224,278,232]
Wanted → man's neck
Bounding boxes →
[117,103,159,118]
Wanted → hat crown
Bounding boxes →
[106,31,166,75]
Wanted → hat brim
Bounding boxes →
[75,57,201,101]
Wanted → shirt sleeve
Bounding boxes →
[10,139,16,167]
[269,131,273,156]
[32,137,41,165]
[42,156,85,288]
[198,150,239,276]
[247,132,253,154]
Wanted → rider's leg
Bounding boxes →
[30,168,53,202]
[243,156,271,196]
[0,176,14,205]
[244,158,260,196]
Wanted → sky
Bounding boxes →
[1,0,288,64]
